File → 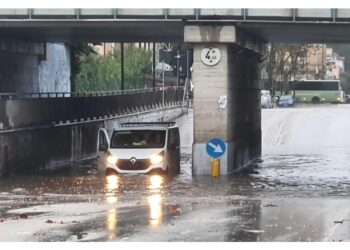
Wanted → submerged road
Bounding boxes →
[1,104,350,241]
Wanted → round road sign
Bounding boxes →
[206,138,226,158]
[201,47,221,66]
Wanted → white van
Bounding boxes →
[97,122,180,175]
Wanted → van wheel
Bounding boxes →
[105,168,118,176]
[311,96,320,103]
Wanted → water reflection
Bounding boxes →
[148,194,162,227]
[149,175,163,190]
[107,208,117,240]
[105,175,119,204]
[147,175,163,227]
[105,175,119,240]
[106,175,119,192]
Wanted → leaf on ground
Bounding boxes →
[46,220,54,224]
[244,229,265,234]
[0,219,4,223]
[334,220,344,224]
[167,204,181,216]
[19,214,28,219]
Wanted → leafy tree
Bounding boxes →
[124,45,152,89]
[70,43,98,91]
[74,45,152,92]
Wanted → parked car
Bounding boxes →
[261,90,273,108]
[97,122,180,175]
[277,95,295,107]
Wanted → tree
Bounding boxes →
[264,43,312,94]
[70,43,98,91]
[74,45,152,92]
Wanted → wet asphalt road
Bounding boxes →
[1,106,350,242]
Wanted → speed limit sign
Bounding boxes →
[201,47,221,66]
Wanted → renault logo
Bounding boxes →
[130,157,137,165]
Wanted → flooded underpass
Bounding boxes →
[1,105,350,241]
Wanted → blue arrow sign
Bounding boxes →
[206,138,226,158]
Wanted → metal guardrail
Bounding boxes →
[0,87,182,100]
[0,87,185,130]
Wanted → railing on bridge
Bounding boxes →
[0,9,348,22]
[0,87,186,130]
[0,87,170,100]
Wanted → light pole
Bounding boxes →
[162,60,165,108]
[175,50,180,86]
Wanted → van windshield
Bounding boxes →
[110,130,166,149]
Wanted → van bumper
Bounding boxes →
[106,162,166,174]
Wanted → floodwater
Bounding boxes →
[1,105,350,241]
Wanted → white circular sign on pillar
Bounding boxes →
[201,47,221,66]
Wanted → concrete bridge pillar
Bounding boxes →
[184,25,266,175]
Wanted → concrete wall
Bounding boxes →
[0,107,184,175]
[0,42,70,93]
[0,51,39,93]
[192,43,229,144]
[227,45,261,174]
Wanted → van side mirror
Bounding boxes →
[99,144,108,152]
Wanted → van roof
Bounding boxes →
[115,122,177,131]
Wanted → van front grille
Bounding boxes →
[117,159,151,170]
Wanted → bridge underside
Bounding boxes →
[2,18,350,175]
[1,21,350,43]
[0,21,185,43]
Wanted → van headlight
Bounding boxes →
[150,153,164,165]
[337,97,341,101]
[107,154,118,164]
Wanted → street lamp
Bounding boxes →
[174,50,181,86]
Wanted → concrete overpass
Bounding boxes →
[2,8,350,175]
[1,9,350,43]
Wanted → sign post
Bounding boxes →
[206,138,226,177]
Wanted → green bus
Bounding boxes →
[291,80,345,103]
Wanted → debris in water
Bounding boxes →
[244,229,265,234]
[33,232,46,237]
[167,204,181,216]
[19,214,28,219]
[263,204,278,207]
